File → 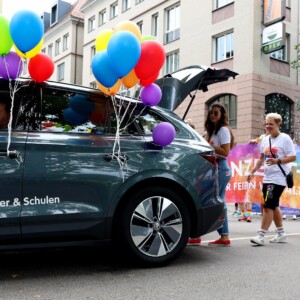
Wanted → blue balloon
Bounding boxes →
[69,94,95,116]
[10,10,44,53]
[107,31,141,78]
[91,51,119,88]
[63,108,89,125]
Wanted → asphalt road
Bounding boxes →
[1,204,300,300]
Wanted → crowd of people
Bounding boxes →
[187,106,297,247]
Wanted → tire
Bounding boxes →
[117,186,190,267]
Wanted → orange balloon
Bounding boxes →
[114,20,142,41]
[96,79,122,96]
[122,69,139,88]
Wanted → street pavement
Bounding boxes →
[203,203,300,244]
[1,203,300,300]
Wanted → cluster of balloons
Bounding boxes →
[92,20,176,147]
[92,21,165,95]
[0,10,54,82]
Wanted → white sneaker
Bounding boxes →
[293,215,297,220]
[251,235,265,246]
[269,233,287,243]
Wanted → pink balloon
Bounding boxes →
[0,51,23,80]
[141,83,162,106]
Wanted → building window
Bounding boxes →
[165,51,180,74]
[136,0,144,4]
[88,16,96,32]
[152,13,158,37]
[63,34,69,51]
[55,39,60,56]
[265,94,292,133]
[110,2,118,19]
[99,9,107,26]
[270,34,289,61]
[91,46,96,60]
[123,0,131,11]
[90,81,97,89]
[41,48,46,53]
[90,46,96,74]
[214,31,234,62]
[209,94,237,128]
[22,60,28,75]
[137,21,143,35]
[57,63,65,81]
[215,0,234,9]
[48,44,53,57]
[165,4,180,44]
[51,4,58,25]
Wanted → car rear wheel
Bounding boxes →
[117,186,190,266]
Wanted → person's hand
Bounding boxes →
[266,158,277,166]
[247,172,253,183]
[249,139,257,144]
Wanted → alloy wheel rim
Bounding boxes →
[130,196,183,258]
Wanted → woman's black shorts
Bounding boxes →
[262,183,286,210]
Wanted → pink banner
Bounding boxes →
[226,143,300,209]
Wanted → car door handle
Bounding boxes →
[103,153,128,162]
[0,150,20,159]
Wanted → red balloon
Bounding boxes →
[28,53,54,82]
[140,72,159,86]
[134,41,165,80]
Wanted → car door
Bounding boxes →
[0,80,27,242]
[19,85,145,241]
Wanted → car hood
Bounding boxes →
[155,65,238,112]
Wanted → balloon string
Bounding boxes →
[5,57,24,163]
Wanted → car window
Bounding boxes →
[129,106,171,135]
[0,82,24,131]
[14,86,139,135]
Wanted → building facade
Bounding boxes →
[39,0,300,144]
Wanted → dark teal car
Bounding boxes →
[0,66,237,266]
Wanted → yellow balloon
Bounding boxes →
[14,39,44,59]
[122,69,139,88]
[95,29,114,52]
[96,79,122,96]
[114,21,142,41]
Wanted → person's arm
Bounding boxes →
[210,127,231,157]
[212,143,230,157]
[265,155,296,166]
[247,153,264,182]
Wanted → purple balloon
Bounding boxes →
[0,51,23,80]
[152,122,176,147]
[141,83,162,106]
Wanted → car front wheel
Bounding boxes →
[117,186,190,266]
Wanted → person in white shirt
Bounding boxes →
[248,113,296,246]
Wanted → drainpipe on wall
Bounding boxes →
[74,20,79,85]
[297,0,299,86]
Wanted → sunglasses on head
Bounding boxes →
[209,111,219,116]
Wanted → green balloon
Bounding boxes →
[141,35,157,42]
[0,16,13,56]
